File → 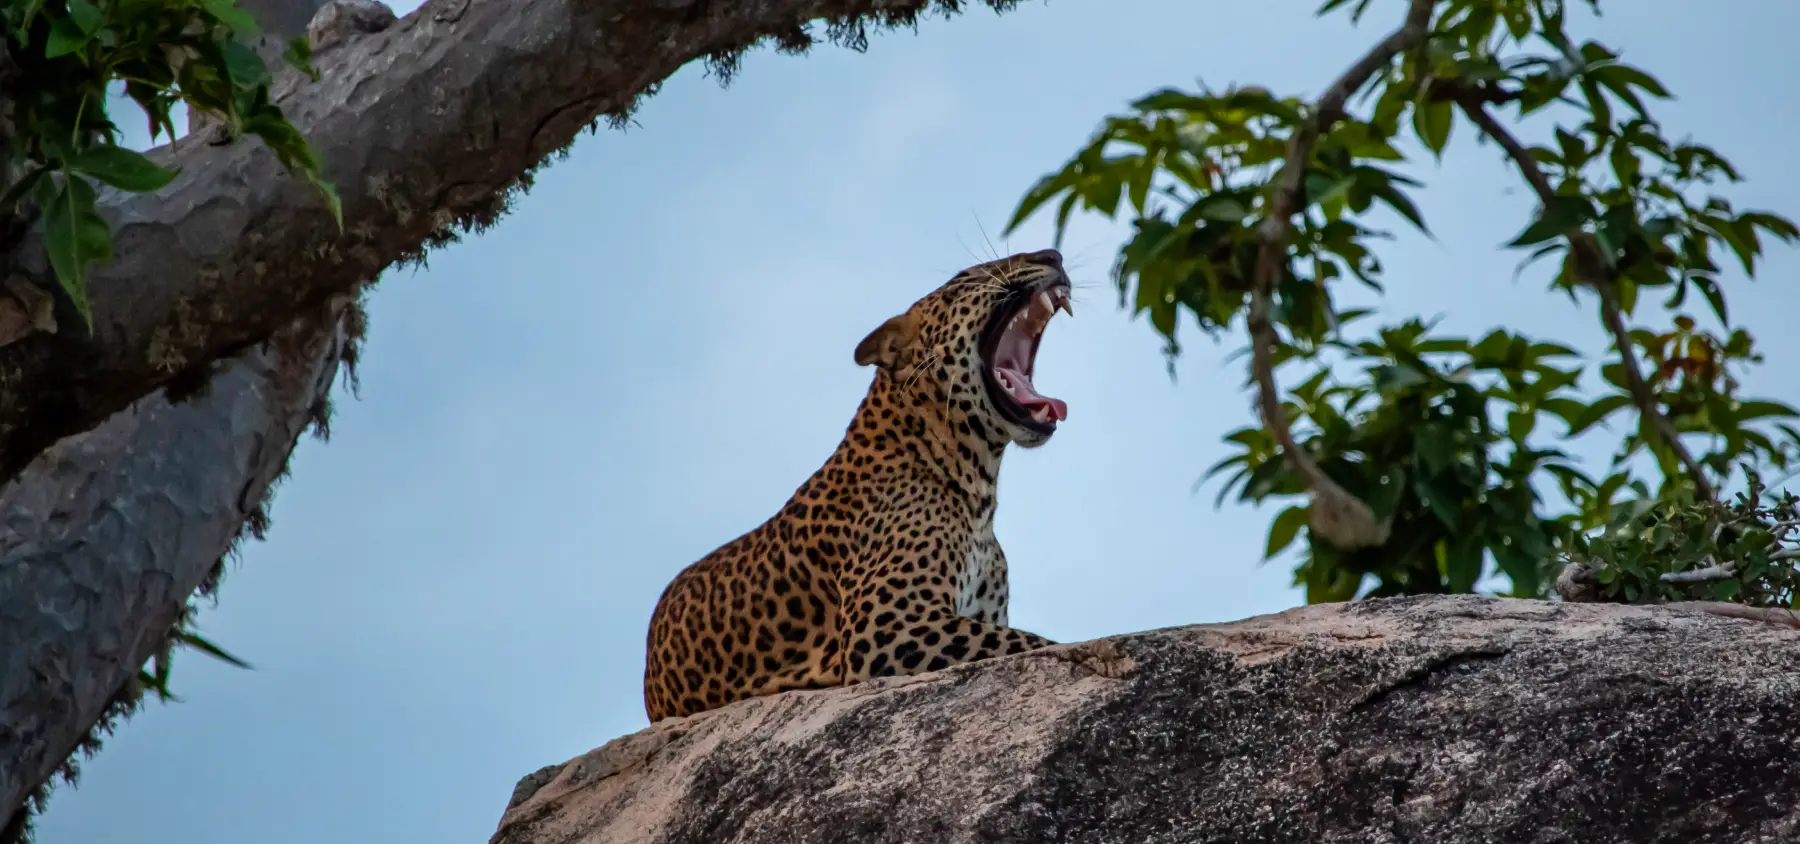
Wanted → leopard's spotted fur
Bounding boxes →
[643,249,1073,722]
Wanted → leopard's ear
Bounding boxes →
[853,311,921,371]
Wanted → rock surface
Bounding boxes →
[492,595,1800,844]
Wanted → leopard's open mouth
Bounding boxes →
[979,281,1072,434]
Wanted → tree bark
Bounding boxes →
[0,0,1026,826]
[0,0,1024,484]
[0,297,353,835]
[0,0,339,831]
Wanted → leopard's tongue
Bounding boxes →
[992,291,1068,423]
[995,366,1068,422]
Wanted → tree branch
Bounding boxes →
[1659,560,1735,583]
[1424,78,1521,105]
[0,0,1039,826]
[1248,0,1437,549]
[1665,601,1800,630]
[1454,97,1716,501]
[0,0,1034,485]
[0,296,353,830]
[0,2,352,832]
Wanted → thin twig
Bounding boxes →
[1247,0,1438,548]
[1425,80,1521,105]
[1666,601,1800,630]
[1659,560,1736,583]
[1454,98,1716,501]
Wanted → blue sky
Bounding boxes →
[38,1,1799,841]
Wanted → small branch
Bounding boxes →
[1454,102,1555,198]
[1425,79,1521,105]
[1659,560,1736,583]
[0,0,1042,487]
[1246,0,1438,549]
[1454,98,1716,502]
[1667,601,1800,630]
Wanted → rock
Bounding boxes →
[491,595,1800,844]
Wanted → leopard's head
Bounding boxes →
[854,248,1073,449]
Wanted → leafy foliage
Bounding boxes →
[1011,0,1799,603]
[1565,468,1800,607]
[1,2,323,837]
[1,0,305,671]
[1,0,336,328]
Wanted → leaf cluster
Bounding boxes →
[1,0,335,327]
[1568,469,1800,607]
[1009,0,1800,603]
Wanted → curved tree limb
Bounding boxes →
[1664,601,1800,629]
[1248,0,1438,550]
[1,0,348,834]
[0,0,1037,828]
[0,295,354,833]
[1454,97,1716,501]
[0,0,1032,485]
[1659,560,1735,583]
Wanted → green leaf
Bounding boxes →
[173,630,254,669]
[1194,194,1250,222]
[1439,536,1484,593]
[1540,397,1588,428]
[1265,505,1310,559]
[1006,169,1074,235]
[220,37,269,89]
[1508,196,1591,247]
[41,174,112,330]
[1149,300,1175,338]
[1693,276,1728,326]
[1369,182,1429,235]
[1567,395,1633,435]
[1330,121,1404,161]
[1553,130,1585,168]
[1743,211,1800,242]
[283,35,317,77]
[1412,98,1452,158]
[65,0,101,32]
[314,179,343,229]
[199,0,260,34]
[1608,142,1640,187]
[1580,78,1613,130]
[1301,555,1365,604]
[1608,64,1670,99]
[1372,363,1429,393]
[6,0,48,34]
[44,15,91,57]
[1507,409,1537,439]
[0,165,48,211]
[67,146,179,192]
[1734,400,1799,422]
[1413,473,1460,529]
[1415,338,1469,354]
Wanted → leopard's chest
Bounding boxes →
[954,532,1008,626]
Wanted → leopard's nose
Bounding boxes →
[1019,248,1063,270]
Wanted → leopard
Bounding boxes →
[642,248,1076,722]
